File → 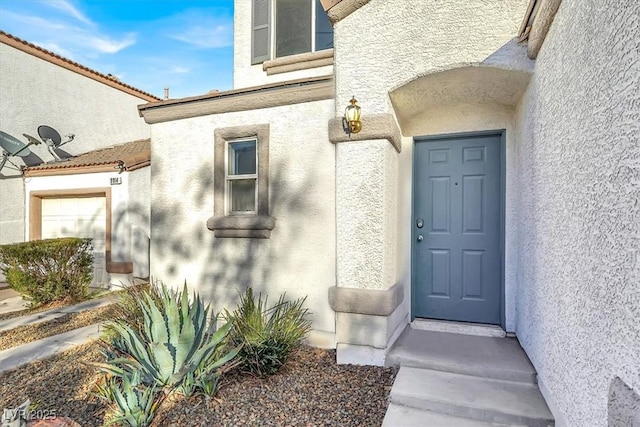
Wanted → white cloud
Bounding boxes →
[172,24,233,49]
[166,9,233,49]
[46,0,93,26]
[0,9,136,55]
[86,33,136,54]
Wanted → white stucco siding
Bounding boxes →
[0,42,151,247]
[0,178,24,244]
[232,0,333,89]
[333,0,528,113]
[127,168,151,278]
[336,140,398,290]
[149,99,337,335]
[513,1,639,425]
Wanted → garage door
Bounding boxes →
[41,197,107,287]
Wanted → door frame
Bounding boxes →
[411,130,506,329]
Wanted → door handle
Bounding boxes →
[417,235,424,242]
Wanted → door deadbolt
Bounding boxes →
[416,218,424,228]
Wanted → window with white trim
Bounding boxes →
[252,0,334,64]
[226,139,258,214]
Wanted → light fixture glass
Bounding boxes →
[344,96,362,134]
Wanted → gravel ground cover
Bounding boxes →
[0,305,116,350]
[0,342,397,427]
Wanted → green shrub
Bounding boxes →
[0,238,93,306]
[94,282,239,403]
[224,288,312,377]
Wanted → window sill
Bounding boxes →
[206,215,276,238]
[262,49,334,76]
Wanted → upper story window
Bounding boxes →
[252,0,334,64]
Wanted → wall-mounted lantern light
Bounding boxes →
[344,96,362,134]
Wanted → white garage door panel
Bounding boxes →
[41,197,107,286]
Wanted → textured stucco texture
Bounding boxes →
[149,99,337,335]
[513,1,640,425]
[0,42,150,246]
[333,0,528,113]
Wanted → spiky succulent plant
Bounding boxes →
[95,282,239,390]
[103,371,160,427]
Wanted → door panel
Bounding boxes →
[413,134,502,324]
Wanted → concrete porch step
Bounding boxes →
[386,327,537,384]
[383,403,515,426]
[389,367,554,426]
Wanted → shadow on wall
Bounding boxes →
[608,377,640,427]
[150,156,320,316]
[112,201,150,278]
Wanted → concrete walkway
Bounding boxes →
[0,288,120,374]
[0,323,103,373]
[0,295,117,332]
[0,288,28,314]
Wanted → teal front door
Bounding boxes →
[413,133,503,325]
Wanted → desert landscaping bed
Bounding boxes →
[0,342,397,427]
[0,305,116,350]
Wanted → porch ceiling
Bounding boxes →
[390,64,531,135]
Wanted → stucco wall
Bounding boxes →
[149,99,337,337]
[232,0,333,89]
[513,1,640,425]
[0,42,150,246]
[127,167,151,278]
[333,0,528,113]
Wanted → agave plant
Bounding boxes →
[96,282,239,391]
[103,371,161,427]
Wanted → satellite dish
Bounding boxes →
[37,125,75,162]
[0,131,32,157]
[38,125,62,147]
[0,131,41,173]
[37,125,74,148]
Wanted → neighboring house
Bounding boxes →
[0,31,158,286]
[136,0,635,426]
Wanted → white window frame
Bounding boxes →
[225,138,259,215]
[271,0,320,59]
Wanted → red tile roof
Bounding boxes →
[24,139,150,176]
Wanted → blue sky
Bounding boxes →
[0,0,234,99]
